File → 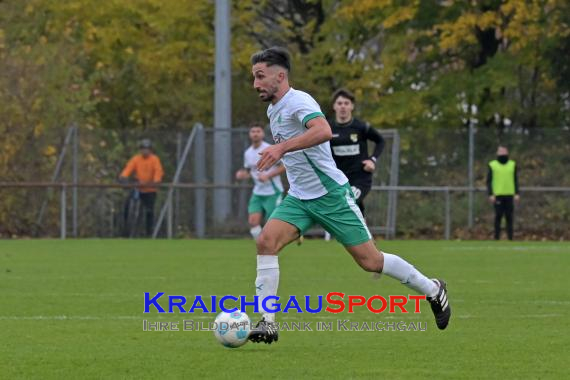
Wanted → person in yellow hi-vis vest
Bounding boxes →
[487,146,520,240]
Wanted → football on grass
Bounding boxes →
[213,311,251,348]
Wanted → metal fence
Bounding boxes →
[0,182,568,240]
[0,125,569,239]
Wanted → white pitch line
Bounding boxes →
[0,315,211,321]
[0,276,170,280]
[2,293,141,298]
[443,245,570,252]
[5,296,569,307]
[0,313,563,321]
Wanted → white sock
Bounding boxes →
[250,225,262,241]
[255,255,279,322]
[382,252,438,297]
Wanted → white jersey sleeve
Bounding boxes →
[290,92,325,128]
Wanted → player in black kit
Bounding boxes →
[329,89,385,214]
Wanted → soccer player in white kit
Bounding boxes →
[235,125,285,240]
[247,47,451,344]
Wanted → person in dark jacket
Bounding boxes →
[328,89,385,214]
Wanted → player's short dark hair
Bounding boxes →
[251,47,291,72]
[249,123,264,130]
[332,88,356,105]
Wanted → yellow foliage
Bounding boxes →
[477,11,499,30]
[438,13,478,51]
[31,98,43,112]
[34,123,45,138]
[338,0,391,20]
[43,145,57,157]
[383,4,419,29]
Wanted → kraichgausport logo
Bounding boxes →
[144,292,426,314]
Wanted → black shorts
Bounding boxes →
[349,183,371,203]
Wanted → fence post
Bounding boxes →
[37,127,74,232]
[72,124,79,237]
[174,132,182,233]
[167,197,173,239]
[152,125,200,238]
[60,184,67,240]
[468,123,475,228]
[444,187,451,240]
[387,131,400,239]
[194,126,206,238]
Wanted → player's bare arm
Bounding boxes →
[258,164,286,182]
[235,168,251,180]
[257,118,332,170]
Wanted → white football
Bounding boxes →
[213,311,251,348]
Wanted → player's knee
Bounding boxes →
[248,214,262,227]
[256,232,278,254]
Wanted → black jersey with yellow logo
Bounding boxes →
[329,118,385,188]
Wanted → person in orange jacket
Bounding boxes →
[119,139,164,237]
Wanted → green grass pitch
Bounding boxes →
[1,239,569,379]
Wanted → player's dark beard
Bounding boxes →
[258,85,278,102]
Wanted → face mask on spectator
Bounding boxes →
[497,155,509,164]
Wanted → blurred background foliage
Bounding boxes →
[0,0,569,237]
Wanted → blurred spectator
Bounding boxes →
[329,88,385,214]
[119,139,164,237]
[487,146,520,240]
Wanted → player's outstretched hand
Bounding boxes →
[258,145,284,171]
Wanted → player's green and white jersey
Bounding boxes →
[267,88,348,200]
[244,141,284,196]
